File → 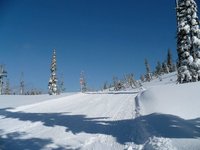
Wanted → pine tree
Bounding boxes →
[162,62,170,74]
[20,72,25,95]
[58,73,65,94]
[80,71,87,92]
[144,59,152,81]
[48,49,58,95]
[103,81,108,90]
[4,79,11,95]
[0,65,7,95]
[176,0,200,83]
[112,76,118,91]
[155,61,163,76]
[140,75,145,82]
[172,63,177,72]
[167,49,174,72]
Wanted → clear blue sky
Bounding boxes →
[0,0,193,92]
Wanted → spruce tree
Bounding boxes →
[162,62,170,74]
[140,75,145,82]
[155,61,163,76]
[20,72,25,95]
[0,65,7,95]
[80,71,87,92]
[58,73,65,94]
[59,78,65,93]
[48,49,58,95]
[167,49,174,72]
[176,0,200,83]
[103,81,108,90]
[4,79,11,95]
[112,76,118,91]
[144,59,152,81]
[172,63,177,72]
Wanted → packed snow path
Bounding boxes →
[0,93,138,150]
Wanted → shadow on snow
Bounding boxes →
[0,107,200,149]
[0,130,68,150]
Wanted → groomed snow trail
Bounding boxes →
[0,93,137,150]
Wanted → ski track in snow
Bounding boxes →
[0,93,138,150]
[126,87,177,150]
[82,93,136,149]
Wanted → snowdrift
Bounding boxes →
[140,82,200,119]
[137,81,200,150]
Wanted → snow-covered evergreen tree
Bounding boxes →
[58,74,65,94]
[176,0,200,83]
[155,61,163,76]
[167,49,174,72]
[103,81,108,90]
[4,79,11,95]
[145,59,152,82]
[172,63,177,71]
[140,75,145,82]
[80,71,87,92]
[162,62,170,74]
[48,49,58,95]
[20,72,25,95]
[0,65,7,95]
[112,76,118,91]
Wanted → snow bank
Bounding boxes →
[138,78,200,150]
[140,82,200,119]
[142,72,177,88]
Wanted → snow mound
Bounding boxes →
[140,82,200,119]
[142,72,177,88]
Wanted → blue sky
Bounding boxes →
[0,0,186,92]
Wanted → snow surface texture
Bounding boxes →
[0,93,76,109]
[0,72,200,149]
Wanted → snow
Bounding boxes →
[137,73,200,150]
[193,36,200,46]
[183,24,190,33]
[143,137,176,150]
[0,93,136,149]
[139,82,200,119]
[0,93,77,109]
[0,72,200,149]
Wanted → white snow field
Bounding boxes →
[0,72,200,150]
